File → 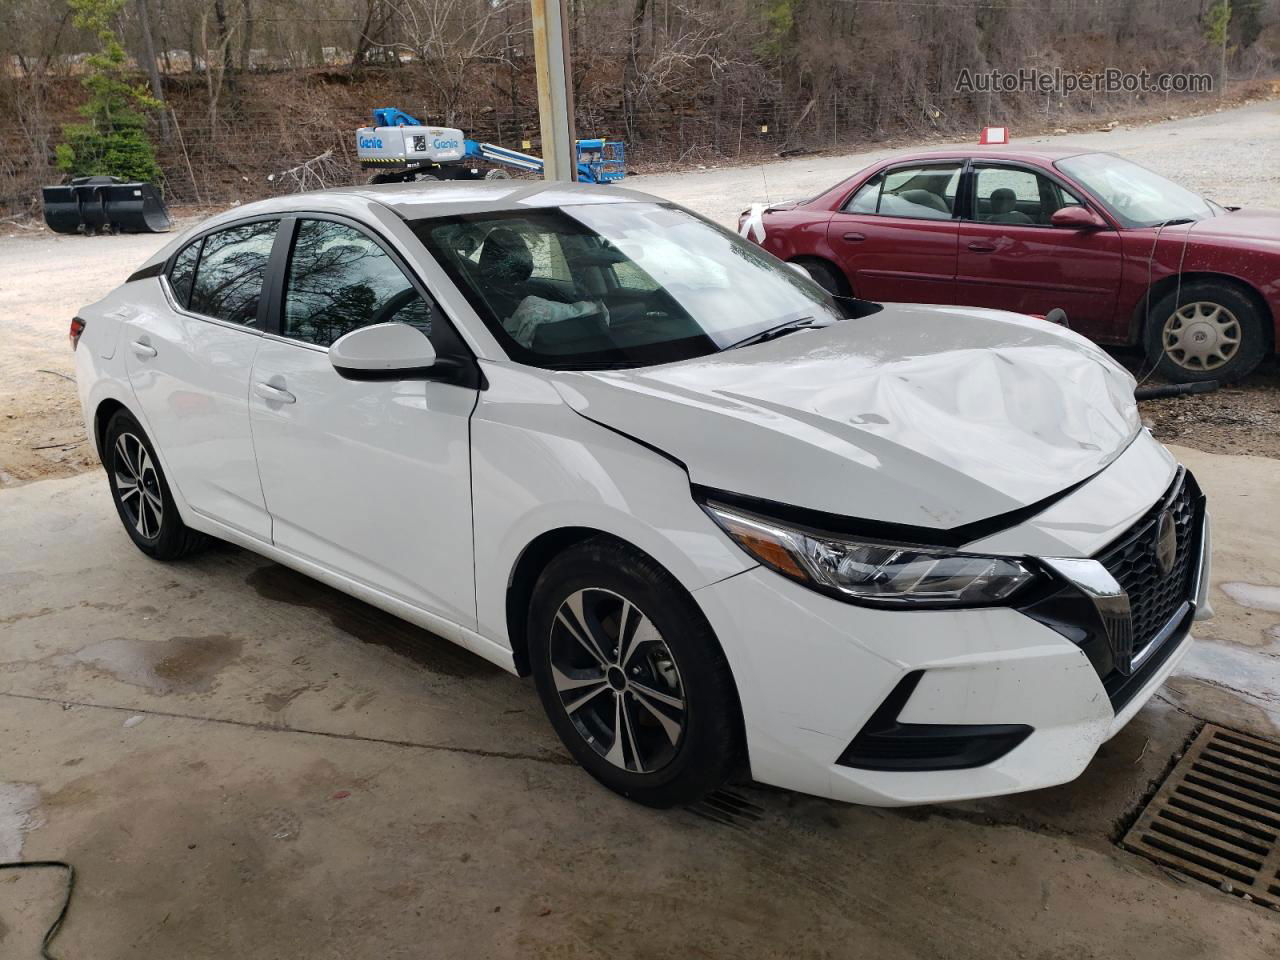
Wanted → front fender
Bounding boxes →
[469,363,754,649]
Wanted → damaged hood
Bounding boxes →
[552,304,1140,531]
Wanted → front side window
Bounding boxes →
[972,166,1085,225]
[413,202,848,369]
[282,219,436,347]
[843,164,961,220]
[168,239,201,308]
[188,220,278,326]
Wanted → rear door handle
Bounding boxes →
[967,241,997,252]
[130,339,157,358]
[841,232,866,242]
[254,382,296,404]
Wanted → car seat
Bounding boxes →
[987,188,1033,225]
[897,188,951,215]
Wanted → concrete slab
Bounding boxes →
[2,445,1279,956]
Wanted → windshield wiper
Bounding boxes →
[727,316,820,350]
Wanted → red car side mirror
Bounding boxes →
[1051,205,1108,229]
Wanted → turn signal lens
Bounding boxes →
[69,317,86,350]
[702,500,1036,607]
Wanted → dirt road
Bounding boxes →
[1,99,1278,485]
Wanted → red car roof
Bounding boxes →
[876,145,1100,163]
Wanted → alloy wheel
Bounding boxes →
[548,587,686,773]
[113,432,163,540]
[1162,301,1241,372]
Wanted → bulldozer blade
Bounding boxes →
[41,179,172,235]
[104,183,172,233]
[40,186,83,234]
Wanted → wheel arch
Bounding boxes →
[92,396,130,465]
[505,526,603,676]
[1131,271,1276,352]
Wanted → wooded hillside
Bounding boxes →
[2,0,1277,216]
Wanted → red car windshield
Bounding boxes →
[1055,153,1216,228]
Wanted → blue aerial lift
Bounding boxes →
[356,108,625,184]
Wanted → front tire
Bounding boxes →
[1143,281,1268,383]
[528,538,741,807]
[104,410,205,560]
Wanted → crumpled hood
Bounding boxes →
[551,304,1140,532]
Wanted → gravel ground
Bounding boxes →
[1,98,1277,485]
[1136,359,1280,459]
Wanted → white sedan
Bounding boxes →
[71,181,1211,807]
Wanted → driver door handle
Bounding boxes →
[130,339,157,358]
[254,381,296,404]
[841,232,866,242]
[967,241,997,252]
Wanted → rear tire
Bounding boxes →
[794,258,851,298]
[528,538,741,808]
[1143,280,1268,383]
[484,168,512,180]
[104,410,206,560]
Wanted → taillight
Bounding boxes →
[69,317,86,350]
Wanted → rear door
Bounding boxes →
[123,218,278,540]
[248,215,480,626]
[955,163,1123,333]
[824,161,962,303]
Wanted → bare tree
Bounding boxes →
[135,0,171,139]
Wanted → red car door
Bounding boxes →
[825,161,962,303]
[955,163,1123,336]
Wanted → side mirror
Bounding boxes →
[787,261,813,280]
[329,322,437,381]
[1051,205,1108,229]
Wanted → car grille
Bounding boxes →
[1096,468,1202,671]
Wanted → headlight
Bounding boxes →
[702,500,1036,607]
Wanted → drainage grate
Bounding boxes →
[1122,724,1280,907]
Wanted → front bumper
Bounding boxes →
[693,477,1210,807]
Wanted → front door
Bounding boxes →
[123,219,278,540]
[824,161,963,303]
[955,164,1123,335]
[248,216,480,627]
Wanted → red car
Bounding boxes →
[742,146,1279,382]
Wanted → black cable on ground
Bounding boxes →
[0,860,75,960]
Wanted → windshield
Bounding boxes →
[1054,153,1215,228]
[411,202,847,369]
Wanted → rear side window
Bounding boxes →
[168,239,200,308]
[843,164,961,220]
[282,219,438,347]
[189,220,279,326]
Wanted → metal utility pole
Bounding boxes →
[531,0,577,181]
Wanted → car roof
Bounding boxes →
[877,145,1101,164]
[211,179,659,223]
[137,180,670,273]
